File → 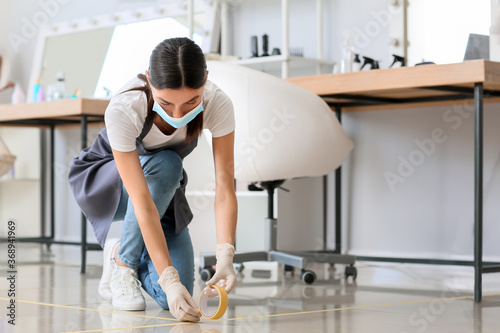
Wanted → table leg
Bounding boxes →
[40,129,46,239]
[81,116,88,274]
[474,83,483,302]
[335,105,342,254]
[50,125,55,240]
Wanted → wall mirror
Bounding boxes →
[29,0,217,101]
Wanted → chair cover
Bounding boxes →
[206,61,353,182]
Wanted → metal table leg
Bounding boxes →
[40,130,47,239]
[81,116,88,274]
[474,83,483,302]
[335,105,342,254]
[50,125,55,241]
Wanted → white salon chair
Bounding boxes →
[200,61,355,284]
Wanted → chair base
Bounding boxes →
[270,250,355,269]
[199,251,269,268]
[199,249,356,284]
[199,180,357,284]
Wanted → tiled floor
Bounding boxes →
[0,243,499,332]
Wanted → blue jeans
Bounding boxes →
[112,150,195,310]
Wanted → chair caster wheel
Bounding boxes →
[200,267,215,282]
[344,265,357,281]
[283,264,295,276]
[300,269,316,284]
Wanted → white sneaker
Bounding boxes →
[98,238,120,301]
[110,266,146,311]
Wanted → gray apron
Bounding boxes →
[68,102,198,248]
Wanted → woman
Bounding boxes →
[69,37,237,322]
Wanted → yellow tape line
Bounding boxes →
[1,293,499,333]
[0,297,176,321]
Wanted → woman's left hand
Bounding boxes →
[206,243,237,294]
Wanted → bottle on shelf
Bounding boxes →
[53,72,66,100]
[33,77,41,102]
[11,84,25,104]
[34,78,46,102]
[352,54,362,72]
[390,54,406,68]
[262,34,270,56]
[361,56,376,70]
[70,89,81,98]
[340,30,355,73]
[251,36,259,58]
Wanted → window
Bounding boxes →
[407,0,491,65]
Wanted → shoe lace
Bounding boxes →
[119,269,142,299]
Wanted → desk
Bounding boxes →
[288,60,500,302]
[0,98,109,273]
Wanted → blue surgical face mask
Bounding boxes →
[152,100,204,129]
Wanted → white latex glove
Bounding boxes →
[205,243,237,295]
[158,266,201,322]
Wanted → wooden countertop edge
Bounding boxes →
[0,98,109,122]
[287,60,499,96]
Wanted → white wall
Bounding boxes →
[342,103,500,260]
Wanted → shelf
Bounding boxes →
[220,0,328,78]
[231,55,334,73]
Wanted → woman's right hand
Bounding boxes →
[158,266,201,322]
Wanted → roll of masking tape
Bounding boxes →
[198,285,228,320]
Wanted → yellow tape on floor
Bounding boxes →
[0,297,176,321]
[1,293,499,333]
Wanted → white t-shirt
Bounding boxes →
[105,76,235,152]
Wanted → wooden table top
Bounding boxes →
[0,98,109,127]
[287,60,500,111]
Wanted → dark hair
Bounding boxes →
[149,37,207,89]
[148,37,207,141]
[125,38,206,142]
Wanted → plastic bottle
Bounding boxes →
[11,84,26,104]
[340,30,355,73]
[46,84,56,101]
[53,72,66,100]
[70,89,81,98]
[352,54,362,72]
[36,84,46,102]
[361,56,376,70]
[390,54,406,68]
[33,77,41,102]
